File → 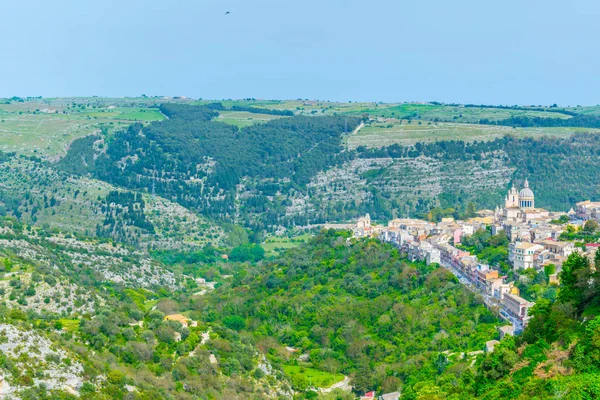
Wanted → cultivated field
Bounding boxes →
[0,99,165,158]
[348,120,597,148]
[2,96,596,158]
[261,233,312,256]
[196,99,579,122]
[216,110,284,127]
[567,105,600,116]
[344,103,573,123]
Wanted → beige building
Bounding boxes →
[510,242,544,270]
[496,179,551,227]
[503,292,535,324]
[541,239,574,258]
[576,200,600,220]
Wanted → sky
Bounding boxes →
[2,0,600,105]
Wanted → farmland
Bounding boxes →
[343,103,574,123]
[282,365,345,389]
[261,233,313,256]
[0,98,166,159]
[216,110,285,127]
[347,119,598,148]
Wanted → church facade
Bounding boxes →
[495,179,547,223]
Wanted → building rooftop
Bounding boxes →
[504,292,535,306]
[515,242,543,250]
[164,314,191,324]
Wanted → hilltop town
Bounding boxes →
[352,180,600,334]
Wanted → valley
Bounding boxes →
[1,96,600,399]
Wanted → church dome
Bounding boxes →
[519,188,534,199]
[519,178,534,199]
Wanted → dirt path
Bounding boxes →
[319,375,351,393]
[342,121,364,149]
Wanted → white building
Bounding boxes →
[509,242,544,270]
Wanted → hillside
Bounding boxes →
[461,251,600,399]
[57,102,600,232]
[0,220,500,399]
[0,217,291,399]
[202,230,498,396]
[0,153,225,249]
[58,103,361,232]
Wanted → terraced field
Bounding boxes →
[216,110,284,127]
[0,100,164,159]
[343,103,574,123]
[348,120,597,148]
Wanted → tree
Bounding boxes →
[558,252,591,312]
[464,202,477,219]
[352,362,374,395]
[584,220,599,235]
[544,264,556,278]
[229,244,265,262]
[223,315,246,331]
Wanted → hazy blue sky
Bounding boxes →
[3,0,600,105]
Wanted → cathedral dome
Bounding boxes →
[519,178,534,199]
[519,187,534,199]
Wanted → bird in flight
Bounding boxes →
[225,11,230,15]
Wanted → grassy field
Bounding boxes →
[113,109,165,121]
[344,103,573,123]
[196,99,581,122]
[261,234,312,256]
[1,97,597,158]
[348,120,598,148]
[58,318,80,332]
[195,99,381,116]
[283,365,344,389]
[567,105,600,116]
[0,99,165,158]
[216,110,284,128]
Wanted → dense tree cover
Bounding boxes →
[359,134,600,212]
[203,230,498,396]
[59,104,360,231]
[481,114,600,128]
[0,218,287,399]
[229,243,265,262]
[58,103,600,235]
[230,105,294,116]
[96,190,155,243]
[159,103,219,121]
[465,251,600,399]
[464,103,578,117]
[458,229,510,272]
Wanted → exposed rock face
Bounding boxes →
[0,229,182,293]
[0,324,85,396]
[304,155,514,218]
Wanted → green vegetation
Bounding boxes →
[217,110,285,127]
[205,230,498,396]
[459,229,558,302]
[0,154,223,248]
[344,102,573,123]
[7,96,600,398]
[560,220,600,243]
[464,251,600,399]
[283,365,344,389]
[459,229,510,272]
[261,233,312,256]
[0,98,166,158]
[349,120,594,148]
[59,103,361,231]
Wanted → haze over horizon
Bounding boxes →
[3,0,600,105]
